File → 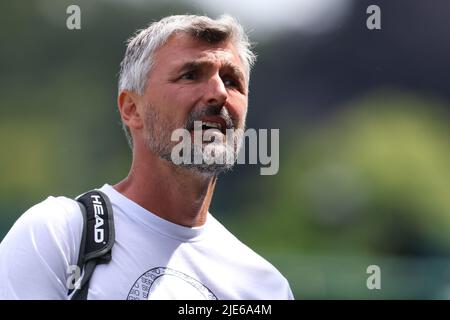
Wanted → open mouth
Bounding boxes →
[187,117,228,136]
[201,121,224,134]
[187,120,228,144]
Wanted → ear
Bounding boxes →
[118,91,143,130]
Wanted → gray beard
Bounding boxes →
[144,104,245,177]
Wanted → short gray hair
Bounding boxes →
[118,14,257,149]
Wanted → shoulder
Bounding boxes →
[18,195,84,236]
[207,214,272,266]
[0,195,85,299]
[207,215,293,298]
[1,195,84,262]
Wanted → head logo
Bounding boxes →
[91,195,105,243]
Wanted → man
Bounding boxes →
[0,14,293,300]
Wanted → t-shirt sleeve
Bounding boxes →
[286,279,295,300]
[0,197,83,300]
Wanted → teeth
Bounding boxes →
[203,121,222,130]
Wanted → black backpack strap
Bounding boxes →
[69,190,115,300]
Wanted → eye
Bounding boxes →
[222,76,243,92]
[222,76,239,88]
[180,71,197,81]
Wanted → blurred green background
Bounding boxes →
[1,0,449,299]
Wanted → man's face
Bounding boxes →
[139,33,248,175]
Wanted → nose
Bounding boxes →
[202,74,228,107]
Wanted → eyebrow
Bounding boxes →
[175,58,246,84]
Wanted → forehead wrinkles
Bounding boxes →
[179,51,246,83]
[201,48,235,62]
[189,54,239,70]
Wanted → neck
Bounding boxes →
[113,146,217,227]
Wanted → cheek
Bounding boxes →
[170,87,203,122]
[165,85,200,109]
[231,96,248,124]
[154,89,190,123]
[238,108,248,128]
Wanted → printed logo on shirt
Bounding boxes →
[127,267,217,300]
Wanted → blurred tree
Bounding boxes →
[226,90,450,258]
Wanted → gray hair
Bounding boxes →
[118,14,257,149]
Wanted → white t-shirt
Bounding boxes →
[0,184,294,300]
